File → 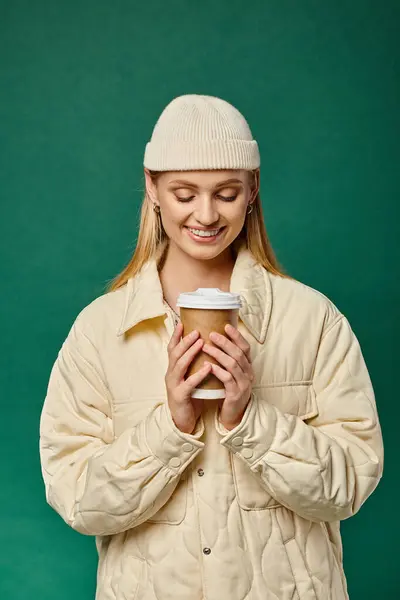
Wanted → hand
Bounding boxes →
[165,322,212,434]
[202,324,254,430]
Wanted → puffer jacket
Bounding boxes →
[39,243,384,600]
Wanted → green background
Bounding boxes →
[1,0,398,597]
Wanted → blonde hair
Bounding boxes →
[107,170,292,292]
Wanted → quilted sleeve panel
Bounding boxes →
[219,315,384,522]
[39,313,204,536]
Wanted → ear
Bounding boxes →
[144,168,158,204]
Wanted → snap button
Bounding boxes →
[203,547,211,555]
[232,436,244,447]
[169,457,181,468]
[197,468,204,477]
[242,448,253,459]
[182,442,193,452]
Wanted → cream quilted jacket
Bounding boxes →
[39,244,384,600]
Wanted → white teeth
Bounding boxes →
[187,227,221,237]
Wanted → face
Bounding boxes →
[144,169,257,261]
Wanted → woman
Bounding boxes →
[39,94,384,600]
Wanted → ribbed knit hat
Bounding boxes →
[143,94,260,171]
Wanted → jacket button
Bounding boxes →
[232,436,244,447]
[169,457,181,468]
[203,547,211,555]
[197,468,204,477]
[182,442,193,452]
[242,448,253,459]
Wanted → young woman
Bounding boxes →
[40,94,384,600]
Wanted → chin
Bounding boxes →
[181,238,233,260]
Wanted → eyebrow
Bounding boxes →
[168,178,244,188]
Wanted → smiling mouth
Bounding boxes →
[184,226,226,241]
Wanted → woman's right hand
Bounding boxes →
[165,323,212,434]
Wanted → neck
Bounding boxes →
[159,241,236,310]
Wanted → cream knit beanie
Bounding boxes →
[143,94,260,171]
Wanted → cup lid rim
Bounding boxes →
[176,287,242,309]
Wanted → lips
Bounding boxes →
[184,226,226,243]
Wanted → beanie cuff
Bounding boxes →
[144,139,260,171]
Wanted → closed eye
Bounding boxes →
[175,194,238,203]
[175,196,195,202]
[217,195,237,202]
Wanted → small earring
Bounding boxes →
[153,204,161,214]
[247,203,254,215]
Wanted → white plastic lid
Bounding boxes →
[177,288,242,310]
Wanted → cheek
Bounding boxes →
[159,206,189,235]
[225,206,247,226]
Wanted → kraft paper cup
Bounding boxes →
[176,288,242,400]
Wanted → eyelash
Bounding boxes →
[176,194,238,203]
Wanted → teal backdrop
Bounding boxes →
[1,1,398,598]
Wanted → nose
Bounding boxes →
[193,197,219,226]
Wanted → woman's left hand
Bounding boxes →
[202,324,254,430]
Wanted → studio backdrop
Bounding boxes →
[1,1,398,598]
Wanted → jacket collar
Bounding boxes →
[116,243,272,344]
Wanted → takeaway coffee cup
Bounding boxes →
[176,288,242,400]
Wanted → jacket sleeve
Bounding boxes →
[216,314,384,523]
[39,313,204,536]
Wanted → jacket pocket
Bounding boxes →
[321,522,347,598]
[147,474,188,525]
[284,538,317,600]
[116,556,147,600]
[231,452,281,510]
[232,383,318,510]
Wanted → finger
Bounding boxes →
[224,324,251,360]
[209,363,237,392]
[174,338,204,380]
[208,332,250,374]
[168,323,199,351]
[168,322,183,346]
[202,343,244,383]
[167,323,183,356]
[183,362,212,394]
[169,329,200,365]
